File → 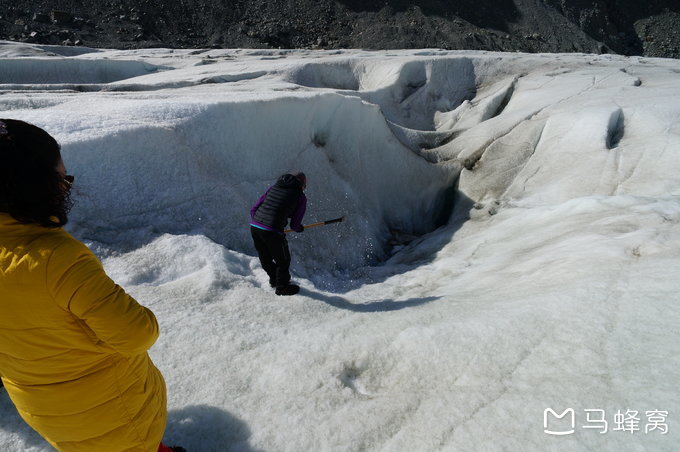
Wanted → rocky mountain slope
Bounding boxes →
[1,0,678,58]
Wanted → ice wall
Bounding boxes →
[46,92,453,272]
[3,46,679,276]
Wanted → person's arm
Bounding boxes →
[46,238,159,356]
[290,193,307,233]
[250,188,271,219]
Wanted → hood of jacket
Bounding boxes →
[275,173,304,190]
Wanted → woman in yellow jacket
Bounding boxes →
[0,119,183,452]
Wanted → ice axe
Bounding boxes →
[284,216,344,233]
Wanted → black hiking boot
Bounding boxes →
[275,284,300,296]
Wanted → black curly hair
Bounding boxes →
[0,119,73,228]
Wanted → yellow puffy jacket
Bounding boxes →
[0,213,166,451]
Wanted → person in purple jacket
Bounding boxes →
[250,172,307,295]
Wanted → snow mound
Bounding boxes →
[0,57,167,85]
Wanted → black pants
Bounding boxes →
[250,226,291,289]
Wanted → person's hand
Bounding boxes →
[294,226,304,233]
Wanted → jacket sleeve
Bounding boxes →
[250,188,271,219]
[46,237,160,356]
[290,193,307,232]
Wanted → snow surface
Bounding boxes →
[1,40,679,451]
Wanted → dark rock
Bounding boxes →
[33,13,50,23]
[50,10,72,25]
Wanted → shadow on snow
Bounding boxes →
[165,405,262,452]
[302,289,440,312]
